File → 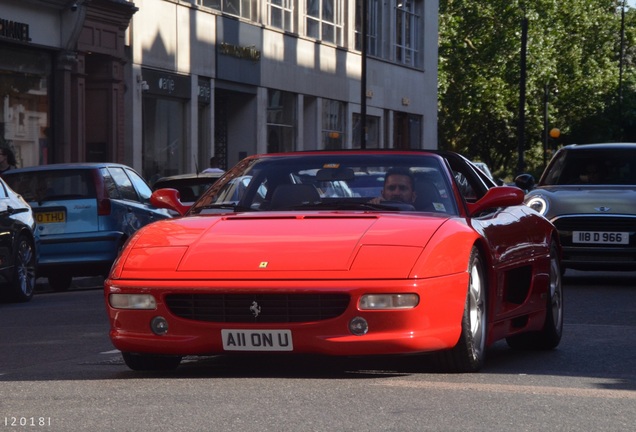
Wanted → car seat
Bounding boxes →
[269,184,321,209]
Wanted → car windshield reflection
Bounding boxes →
[189,154,459,216]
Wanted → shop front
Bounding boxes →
[1,0,136,169]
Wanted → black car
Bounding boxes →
[516,143,636,271]
[0,176,38,302]
[152,172,224,203]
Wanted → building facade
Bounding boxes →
[1,0,438,182]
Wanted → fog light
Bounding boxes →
[359,293,419,310]
[109,293,156,310]
[151,316,169,335]
[349,316,368,336]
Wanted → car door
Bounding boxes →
[448,156,532,267]
[106,167,169,235]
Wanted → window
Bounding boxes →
[321,99,345,149]
[269,0,294,31]
[355,0,380,56]
[306,0,343,45]
[0,47,51,167]
[198,0,257,21]
[108,167,139,201]
[267,90,296,153]
[142,97,187,184]
[395,0,420,67]
[352,113,380,148]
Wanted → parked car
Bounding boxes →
[106,150,563,373]
[516,143,636,271]
[3,163,171,292]
[0,176,38,302]
[152,172,224,204]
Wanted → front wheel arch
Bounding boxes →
[434,245,488,372]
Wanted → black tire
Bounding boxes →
[48,274,73,292]
[435,246,487,372]
[5,235,37,302]
[506,242,563,350]
[122,352,182,371]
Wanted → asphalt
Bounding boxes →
[35,276,105,294]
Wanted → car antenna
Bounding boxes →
[194,157,199,177]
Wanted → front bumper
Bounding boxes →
[106,273,469,357]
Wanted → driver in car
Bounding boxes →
[369,167,417,204]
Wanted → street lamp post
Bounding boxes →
[360,0,368,149]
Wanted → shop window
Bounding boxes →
[142,97,187,185]
[352,113,380,148]
[0,48,51,167]
[321,99,345,149]
[267,90,296,153]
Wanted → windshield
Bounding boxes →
[542,148,636,186]
[190,153,459,215]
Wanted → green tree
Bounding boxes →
[438,0,636,180]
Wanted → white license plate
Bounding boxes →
[572,231,629,245]
[221,329,293,351]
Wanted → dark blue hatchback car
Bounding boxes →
[3,163,171,291]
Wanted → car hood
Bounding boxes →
[116,212,452,279]
[529,185,636,217]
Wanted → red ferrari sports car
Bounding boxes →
[105,150,563,372]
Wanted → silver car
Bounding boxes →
[516,143,636,271]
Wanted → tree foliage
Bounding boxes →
[438,0,636,180]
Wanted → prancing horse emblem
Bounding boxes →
[250,301,262,317]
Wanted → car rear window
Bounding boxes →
[4,170,96,202]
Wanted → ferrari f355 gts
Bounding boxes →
[106,150,563,372]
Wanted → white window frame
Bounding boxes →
[197,0,257,21]
[355,0,380,57]
[306,0,344,45]
[268,0,294,31]
[395,0,420,67]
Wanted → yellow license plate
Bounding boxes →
[35,211,66,224]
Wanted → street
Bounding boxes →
[0,271,635,431]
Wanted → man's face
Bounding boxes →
[382,174,416,203]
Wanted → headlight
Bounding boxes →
[526,196,548,215]
[109,293,157,310]
[359,293,419,310]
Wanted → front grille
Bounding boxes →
[553,216,636,232]
[165,293,350,323]
[553,216,636,247]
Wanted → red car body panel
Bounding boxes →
[105,151,560,368]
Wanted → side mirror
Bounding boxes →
[150,188,190,216]
[466,186,525,215]
[514,173,535,191]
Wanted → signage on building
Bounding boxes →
[141,68,190,99]
[218,43,261,62]
[0,18,31,43]
[216,16,261,86]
